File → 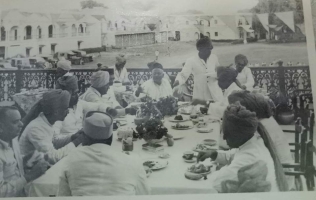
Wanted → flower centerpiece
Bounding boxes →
[134,96,178,146]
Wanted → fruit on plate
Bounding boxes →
[188,163,210,174]
[185,171,204,180]
[174,115,184,120]
[143,161,155,168]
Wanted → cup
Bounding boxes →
[183,151,194,160]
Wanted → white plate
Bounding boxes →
[143,160,168,170]
[197,128,213,133]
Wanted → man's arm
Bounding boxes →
[57,165,72,196]
[174,60,193,86]
[28,128,76,164]
[0,163,27,197]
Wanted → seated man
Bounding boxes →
[80,71,136,117]
[147,62,171,83]
[197,103,279,192]
[57,111,151,196]
[19,90,83,164]
[233,54,254,91]
[135,66,173,101]
[53,78,109,149]
[0,106,47,197]
[193,66,242,119]
[112,54,129,83]
[228,91,294,190]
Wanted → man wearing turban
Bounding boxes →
[56,60,72,80]
[228,91,293,190]
[57,111,150,196]
[80,71,137,117]
[19,90,84,164]
[196,103,279,192]
[112,54,129,83]
[173,36,221,101]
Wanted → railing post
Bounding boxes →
[278,63,286,95]
[15,66,23,93]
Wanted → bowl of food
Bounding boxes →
[182,151,196,163]
[203,139,217,146]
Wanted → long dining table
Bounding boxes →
[25,114,221,196]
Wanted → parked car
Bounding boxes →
[54,51,83,65]
[72,50,93,63]
[0,60,15,69]
[38,54,58,68]
[10,57,46,69]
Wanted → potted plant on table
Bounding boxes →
[269,88,294,125]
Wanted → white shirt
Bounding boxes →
[0,138,26,197]
[57,144,151,196]
[207,82,242,119]
[175,54,220,101]
[19,113,76,164]
[52,100,110,149]
[208,134,279,192]
[136,78,173,101]
[113,66,129,83]
[233,65,255,91]
[79,87,121,109]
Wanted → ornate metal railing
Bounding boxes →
[0,66,312,104]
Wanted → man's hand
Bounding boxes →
[72,133,86,147]
[24,160,48,182]
[70,129,84,141]
[135,86,143,97]
[241,85,247,90]
[197,150,217,162]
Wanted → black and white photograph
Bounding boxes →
[0,0,315,198]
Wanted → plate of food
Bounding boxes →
[182,151,196,163]
[171,123,193,130]
[169,115,189,122]
[143,160,168,170]
[187,163,212,175]
[193,144,217,152]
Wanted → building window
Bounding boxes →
[39,46,42,54]
[215,32,218,37]
[214,20,218,24]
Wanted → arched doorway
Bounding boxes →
[10,26,18,41]
[25,26,32,40]
[78,24,84,34]
[195,32,200,40]
[48,25,54,38]
[1,27,6,41]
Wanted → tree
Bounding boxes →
[80,0,107,9]
[250,0,304,24]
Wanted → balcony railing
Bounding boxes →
[0,66,312,106]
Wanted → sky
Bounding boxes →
[0,0,259,16]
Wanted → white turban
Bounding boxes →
[83,112,113,140]
[90,71,110,88]
[57,60,71,71]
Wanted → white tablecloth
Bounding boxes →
[26,115,220,196]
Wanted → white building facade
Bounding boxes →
[0,9,102,59]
